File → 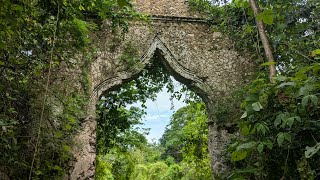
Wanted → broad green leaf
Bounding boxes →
[295,68,308,79]
[277,133,284,146]
[274,113,284,127]
[295,116,301,122]
[236,142,256,151]
[284,133,292,142]
[274,76,287,82]
[256,123,268,135]
[277,82,296,88]
[257,143,264,153]
[286,117,295,128]
[241,111,247,119]
[305,143,320,158]
[311,49,320,57]
[240,124,250,136]
[227,142,239,152]
[0,61,4,65]
[252,102,263,111]
[246,94,258,102]
[265,140,273,150]
[232,150,248,161]
[263,14,273,25]
[298,86,311,96]
[313,63,320,73]
[302,95,309,107]
[310,95,318,105]
[314,49,320,54]
[257,12,264,21]
[257,9,274,25]
[302,95,317,107]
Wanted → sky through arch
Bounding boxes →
[129,77,187,143]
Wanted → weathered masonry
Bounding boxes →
[69,0,254,179]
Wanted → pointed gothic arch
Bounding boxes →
[70,13,253,180]
[70,35,219,179]
[91,36,212,104]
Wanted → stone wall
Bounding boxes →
[91,20,251,98]
[69,1,254,179]
[133,0,201,17]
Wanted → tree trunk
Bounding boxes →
[249,0,276,82]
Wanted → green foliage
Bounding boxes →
[189,0,320,179]
[96,53,211,179]
[190,0,320,179]
[190,0,320,68]
[226,62,320,179]
[97,51,183,154]
[120,42,142,70]
[97,99,212,179]
[160,102,208,163]
[162,164,183,180]
[96,155,114,180]
[180,159,212,180]
[0,0,140,178]
[159,101,211,179]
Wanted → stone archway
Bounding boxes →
[92,36,212,103]
[69,1,254,179]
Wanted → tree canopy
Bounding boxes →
[189,0,320,179]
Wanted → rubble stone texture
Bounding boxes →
[133,0,200,17]
[69,1,254,179]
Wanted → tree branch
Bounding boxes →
[249,0,276,82]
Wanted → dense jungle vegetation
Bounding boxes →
[0,0,319,179]
[95,54,212,179]
[0,0,140,178]
[188,0,320,179]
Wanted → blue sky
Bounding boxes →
[129,79,186,143]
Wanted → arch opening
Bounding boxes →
[94,42,213,179]
[91,36,212,105]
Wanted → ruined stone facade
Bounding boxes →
[69,1,254,179]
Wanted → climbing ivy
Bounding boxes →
[119,42,144,71]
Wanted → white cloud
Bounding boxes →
[144,114,169,121]
[130,78,188,143]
